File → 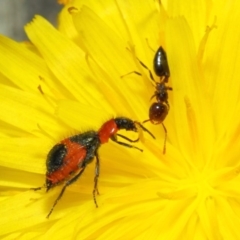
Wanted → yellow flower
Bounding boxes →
[1,0,240,239]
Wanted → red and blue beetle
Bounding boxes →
[34,117,154,218]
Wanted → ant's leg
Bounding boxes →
[166,101,170,110]
[150,93,158,101]
[121,71,142,78]
[162,123,167,154]
[110,135,143,152]
[137,59,155,82]
[120,53,155,82]
[93,152,100,208]
[142,120,167,154]
[46,167,86,218]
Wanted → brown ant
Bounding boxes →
[121,46,172,153]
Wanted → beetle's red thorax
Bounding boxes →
[98,119,118,144]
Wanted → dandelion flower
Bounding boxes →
[0,0,240,239]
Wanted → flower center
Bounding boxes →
[192,172,214,199]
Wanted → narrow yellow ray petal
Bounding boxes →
[166,17,215,163]
[0,85,65,137]
[72,6,150,119]
[56,99,113,130]
[96,209,160,240]
[58,3,80,40]
[203,0,240,138]
[0,35,53,93]
[0,168,42,191]
[60,0,129,43]
[0,137,49,173]
[217,197,240,239]
[25,16,103,105]
[72,0,160,53]
[72,6,133,78]
[0,120,27,138]
[167,0,210,47]
[0,191,48,236]
[84,54,149,119]
[0,167,42,188]
[197,196,221,240]
[116,0,161,57]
